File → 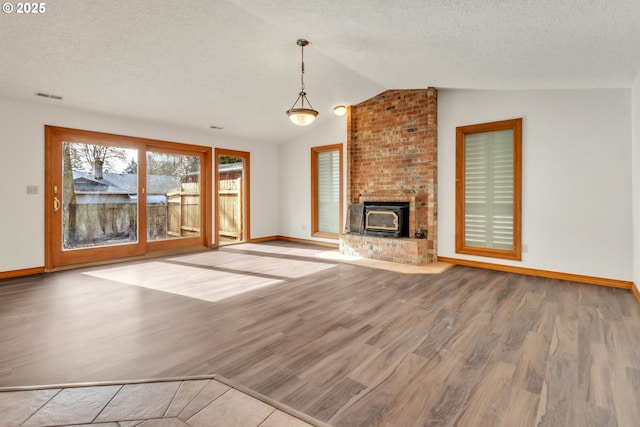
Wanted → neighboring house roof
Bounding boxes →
[73,171,180,195]
[218,162,243,173]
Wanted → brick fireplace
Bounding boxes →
[340,88,437,264]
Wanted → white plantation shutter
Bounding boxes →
[317,149,340,233]
[464,129,514,250]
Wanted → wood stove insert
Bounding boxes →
[363,202,410,238]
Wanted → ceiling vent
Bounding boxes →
[35,92,62,100]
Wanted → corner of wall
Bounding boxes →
[633,70,640,296]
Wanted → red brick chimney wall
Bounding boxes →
[346,88,437,262]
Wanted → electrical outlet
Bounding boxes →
[26,185,39,195]
[522,244,528,253]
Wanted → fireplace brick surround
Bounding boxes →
[340,88,437,264]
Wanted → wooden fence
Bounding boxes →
[167,182,201,238]
[65,179,249,246]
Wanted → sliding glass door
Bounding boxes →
[45,126,212,269]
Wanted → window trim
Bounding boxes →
[311,144,343,238]
[455,118,522,260]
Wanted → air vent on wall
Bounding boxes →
[209,125,224,130]
[35,92,63,100]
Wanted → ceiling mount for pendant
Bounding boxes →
[286,38,319,126]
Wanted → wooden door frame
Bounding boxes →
[214,148,250,247]
[44,126,212,271]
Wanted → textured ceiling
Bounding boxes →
[1,0,640,143]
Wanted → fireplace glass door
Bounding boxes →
[363,202,409,238]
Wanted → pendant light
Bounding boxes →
[286,39,318,126]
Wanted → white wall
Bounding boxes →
[5,89,635,283]
[278,115,347,244]
[632,73,640,292]
[438,89,633,281]
[0,97,279,272]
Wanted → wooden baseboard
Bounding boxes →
[248,235,279,243]
[275,236,339,249]
[632,285,640,305]
[0,266,46,280]
[438,257,633,290]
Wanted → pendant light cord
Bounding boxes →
[300,43,306,106]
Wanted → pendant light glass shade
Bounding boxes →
[287,107,318,126]
[286,39,318,126]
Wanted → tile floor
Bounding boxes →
[0,376,326,427]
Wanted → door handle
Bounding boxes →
[54,197,61,212]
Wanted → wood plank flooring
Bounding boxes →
[1,241,639,426]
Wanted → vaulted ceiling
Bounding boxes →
[2,0,640,143]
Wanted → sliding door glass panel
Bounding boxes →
[146,152,201,241]
[62,142,138,250]
[217,155,244,245]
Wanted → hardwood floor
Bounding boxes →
[1,241,639,426]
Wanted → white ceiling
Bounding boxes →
[2,0,640,144]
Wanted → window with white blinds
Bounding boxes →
[464,129,514,250]
[311,144,342,237]
[456,119,522,260]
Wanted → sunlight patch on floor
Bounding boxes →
[171,251,337,279]
[83,261,284,303]
[224,242,331,258]
[317,250,454,274]
[317,251,363,262]
[82,251,337,303]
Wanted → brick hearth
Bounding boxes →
[340,234,429,265]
